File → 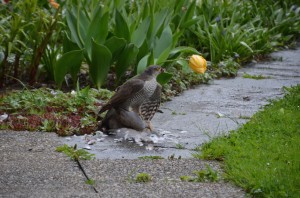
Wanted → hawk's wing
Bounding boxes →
[99,78,145,113]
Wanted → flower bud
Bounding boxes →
[49,0,60,9]
[189,55,207,74]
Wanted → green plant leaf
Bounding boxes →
[115,10,130,41]
[240,41,253,53]
[152,8,170,38]
[182,0,196,26]
[157,72,173,86]
[86,10,109,46]
[66,10,83,48]
[181,16,202,29]
[153,25,172,58]
[84,9,109,59]
[63,33,80,53]
[104,36,126,61]
[176,59,191,73]
[155,46,171,65]
[170,46,200,56]
[115,43,139,78]
[137,54,150,74]
[132,17,151,48]
[77,8,89,45]
[54,50,84,89]
[90,39,112,89]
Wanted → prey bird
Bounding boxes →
[99,65,162,133]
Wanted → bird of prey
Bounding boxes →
[99,65,162,132]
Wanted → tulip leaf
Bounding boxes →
[66,9,83,48]
[115,10,130,41]
[90,39,112,89]
[182,0,196,26]
[85,10,109,60]
[137,40,149,61]
[152,9,170,38]
[87,11,109,45]
[54,50,84,89]
[76,8,89,47]
[156,46,171,65]
[153,25,172,58]
[132,17,150,48]
[137,54,150,74]
[104,36,126,61]
[115,43,139,78]
[63,34,80,53]
[157,72,173,86]
[169,46,200,56]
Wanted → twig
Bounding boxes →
[75,159,98,193]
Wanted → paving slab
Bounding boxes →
[0,131,95,197]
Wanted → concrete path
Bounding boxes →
[1,46,299,197]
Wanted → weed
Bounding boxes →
[56,144,97,193]
[196,85,300,197]
[242,73,270,80]
[171,111,186,116]
[56,144,95,160]
[193,165,219,182]
[175,144,185,149]
[238,115,251,119]
[180,175,194,182]
[85,179,95,185]
[138,156,164,160]
[180,164,219,182]
[168,154,182,160]
[135,173,151,183]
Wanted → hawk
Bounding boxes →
[99,65,162,132]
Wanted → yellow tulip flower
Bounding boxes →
[189,55,207,74]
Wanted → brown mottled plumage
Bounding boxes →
[99,65,162,132]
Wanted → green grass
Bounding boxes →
[194,85,300,197]
[243,73,270,80]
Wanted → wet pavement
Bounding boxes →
[62,47,300,159]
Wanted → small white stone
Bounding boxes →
[146,144,154,151]
[216,112,225,118]
[96,138,105,142]
[114,138,123,143]
[87,139,96,145]
[84,146,91,150]
[50,90,58,95]
[0,113,8,122]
